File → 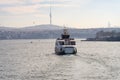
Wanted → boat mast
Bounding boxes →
[63,27,68,35]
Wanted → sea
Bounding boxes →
[0,39,120,80]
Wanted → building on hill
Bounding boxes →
[86,30,120,41]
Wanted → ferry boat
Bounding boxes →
[55,28,77,55]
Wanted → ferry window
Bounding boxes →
[71,41,76,45]
[59,42,64,45]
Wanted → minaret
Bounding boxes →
[49,1,52,25]
[108,21,111,28]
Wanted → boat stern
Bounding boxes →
[55,46,77,55]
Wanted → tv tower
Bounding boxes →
[49,1,52,25]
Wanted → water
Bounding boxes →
[0,39,120,80]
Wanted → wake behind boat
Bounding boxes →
[55,27,77,55]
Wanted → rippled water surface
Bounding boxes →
[0,39,120,80]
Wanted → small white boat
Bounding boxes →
[55,28,77,55]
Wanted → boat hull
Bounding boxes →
[55,47,77,55]
[55,52,77,55]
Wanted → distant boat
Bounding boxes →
[55,27,77,55]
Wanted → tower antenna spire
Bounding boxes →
[49,0,52,25]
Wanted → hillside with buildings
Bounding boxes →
[0,24,120,40]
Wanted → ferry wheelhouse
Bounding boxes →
[55,28,77,55]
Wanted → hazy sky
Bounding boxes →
[0,0,120,28]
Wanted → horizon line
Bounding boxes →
[0,24,120,29]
